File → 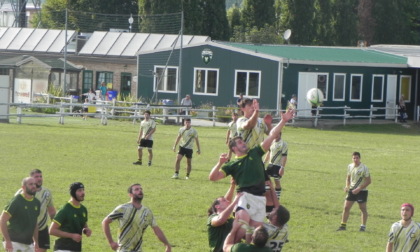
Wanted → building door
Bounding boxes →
[297,72,317,117]
[386,75,397,119]
[0,70,10,122]
[120,73,131,98]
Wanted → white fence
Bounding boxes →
[0,98,413,127]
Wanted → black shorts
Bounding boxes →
[346,190,368,203]
[38,227,50,249]
[83,107,88,112]
[139,139,153,148]
[266,164,281,178]
[178,146,193,159]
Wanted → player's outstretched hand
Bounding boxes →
[281,109,295,122]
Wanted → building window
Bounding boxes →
[96,71,113,89]
[0,69,8,75]
[235,70,261,97]
[83,70,93,93]
[154,66,178,93]
[371,74,384,102]
[333,73,345,101]
[193,68,218,95]
[350,74,363,101]
[317,74,328,101]
[400,75,411,102]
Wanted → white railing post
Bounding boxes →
[212,106,216,127]
[369,104,373,124]
[59,102,64,124]
[343,106,347,126]
[395,105,399,123]
[17,106,22,124]
[101,107,108,125]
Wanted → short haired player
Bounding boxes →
[133,110,156,166]
[337,152,371,231]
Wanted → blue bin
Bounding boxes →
[107,91,118,100]
[162,99,174,105]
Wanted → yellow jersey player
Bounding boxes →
[337,152,371,231]
[133,110,156,166]
[237,98,272,149]
[172,118,200,179]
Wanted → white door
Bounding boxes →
[0,75,10,122]
[297,72,317,117]
[386,75,397,119]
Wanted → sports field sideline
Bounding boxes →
[0,116,419,251]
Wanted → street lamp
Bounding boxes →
[128,14,133,32]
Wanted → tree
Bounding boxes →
[241,0,275,29]
[372,0,420,44]
[33,0,138,32]
[332,0,358,46]
[281,0,316,45]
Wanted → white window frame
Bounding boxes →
[234,70,261,98]
[316,73,329,101]
[399,75,411,102]
[193,67,219,96]
[332,73,346,101]
[350,74,363,102]
[153,65,178,93]
[371,74,384,102]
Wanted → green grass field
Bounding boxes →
[1,116,419,252]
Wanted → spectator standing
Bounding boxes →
[180,94,192,125]
[399,95,407,123]
[99,82,107,100]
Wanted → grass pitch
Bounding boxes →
[0,116,419,251]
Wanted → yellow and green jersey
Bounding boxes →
[264,222,289,252]
[237,117,267,149]
[388,220,420,252]
[178,127,198,150]
[16,187,54,230]
[107,203,157,252]
[347,163,370,190]
[269,140,288,166]
[3,194,40,245]
[140,119,156,140]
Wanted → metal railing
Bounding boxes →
[0,100,402,127]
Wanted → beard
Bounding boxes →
[25,186,36,196]
[133,194,143,203]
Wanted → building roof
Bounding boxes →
[370,44,420,68]
[0,54,81,71]
[0,27,77,53]
[78,31,210,57]
[217,42,408,67]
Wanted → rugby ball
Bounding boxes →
[306,88,324,106]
